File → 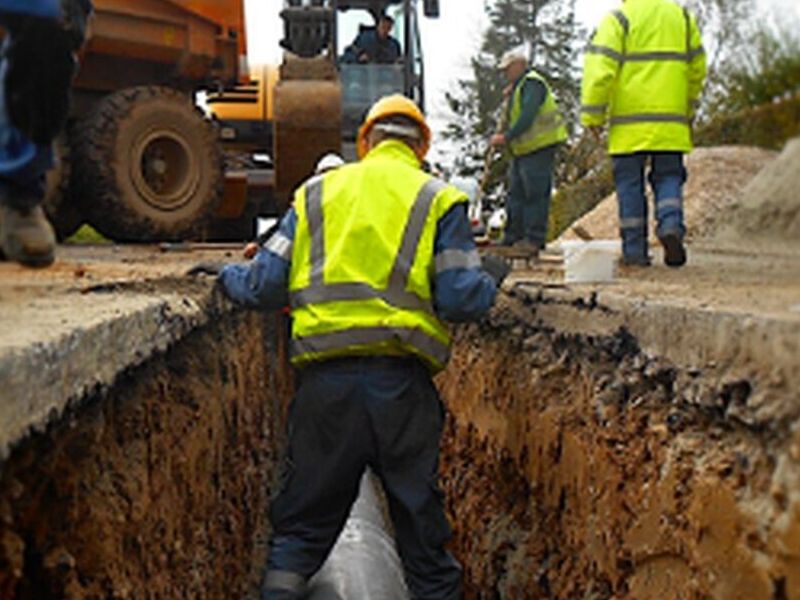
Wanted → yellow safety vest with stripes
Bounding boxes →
[580,0,707,155]
[287,140,469,373]
[508,69,568,157]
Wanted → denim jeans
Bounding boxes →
[504,144,557,247]
[612,152,687,262]
[0,30,53,209]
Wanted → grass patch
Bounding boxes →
[64,224,112,245]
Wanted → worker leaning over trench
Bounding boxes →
[210,95,510,600]
[581,0,707,267]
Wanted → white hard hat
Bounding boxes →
[315,153,345,173]
[498,48,528,69]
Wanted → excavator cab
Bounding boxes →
[272,0,438,194]
[279,0,436,147]
[206,0,439,228]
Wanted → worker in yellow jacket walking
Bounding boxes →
[216,95,509,600]
[581,0,706,266]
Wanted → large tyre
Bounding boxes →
[43,132,83,241]
[73,86,223,242]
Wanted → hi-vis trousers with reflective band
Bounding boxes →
[262,356,463,600]
[612,152,686,261]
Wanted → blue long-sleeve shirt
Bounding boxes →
[0,0,60,18]
[220,202,496,323]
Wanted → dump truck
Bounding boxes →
[44,0,248,242]
[47,0,440,243]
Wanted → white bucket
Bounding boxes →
[558,240,621,283]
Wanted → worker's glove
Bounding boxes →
[186,262,226,277]
[2,12,77,144]
[481,254,511,287]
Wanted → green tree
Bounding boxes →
[712,20,800,113]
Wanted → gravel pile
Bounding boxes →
[710,137,800,250]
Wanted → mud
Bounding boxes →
[437,296,800,599]
[0,310,291,599]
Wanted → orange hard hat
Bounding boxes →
[356,94,431,160]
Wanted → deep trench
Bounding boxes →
[0,298,797,599]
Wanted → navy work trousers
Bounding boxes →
[262,356,462,600]
[503,143,558,248]
[612,151,687,262]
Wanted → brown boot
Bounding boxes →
[0,205,56,267]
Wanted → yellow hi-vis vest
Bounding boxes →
[288,140,467,373]
[580,0,707,155]
[508,69,568,157]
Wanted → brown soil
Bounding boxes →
[0,311,291,599]
[437,297,800,599]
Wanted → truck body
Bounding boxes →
[47,0,249,241]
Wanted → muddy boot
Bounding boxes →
[659,231,686,268]
[0,204,56,267]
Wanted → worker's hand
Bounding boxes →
[489,133,506,147]
[481,254,512,287]
[243,242,260,260]
[186,262,225,277]
[502,84,513,98]
[3,14,77,145]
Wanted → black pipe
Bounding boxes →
[305,471,410,600]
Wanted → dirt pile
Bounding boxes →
[0,311,291,599]
[558,146,776,244]
[708,137,800,250]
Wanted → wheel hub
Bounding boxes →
[131,130,200,212]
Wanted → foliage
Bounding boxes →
[695,93,800,150]
[65,224,111,245]
[708,22,800,114]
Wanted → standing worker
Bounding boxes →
[212,95,509,599]
[489,48,568,256]
[581,0,706,267]
[0,0,92,267]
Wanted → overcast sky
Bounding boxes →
[244,0,799,148]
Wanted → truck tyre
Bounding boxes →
[43,133,83,241]
[73,86,222,242]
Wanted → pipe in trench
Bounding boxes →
[305,470,410,600]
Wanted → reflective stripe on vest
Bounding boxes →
[508,69,568,157]
[291,326,450,367]
[289,169,453,371]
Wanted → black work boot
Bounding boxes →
[0,204,56,267]
[659,231,686,267]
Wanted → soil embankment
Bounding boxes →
[0,311,291,599]
[438,291,799,600]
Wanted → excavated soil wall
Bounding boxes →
[0,311,291,599]
[437,295,800,600]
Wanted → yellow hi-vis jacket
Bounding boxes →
[508,69,568,157]
[580,0,707,155]
[287,140,467,373]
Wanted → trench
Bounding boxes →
[1,291,799,599]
